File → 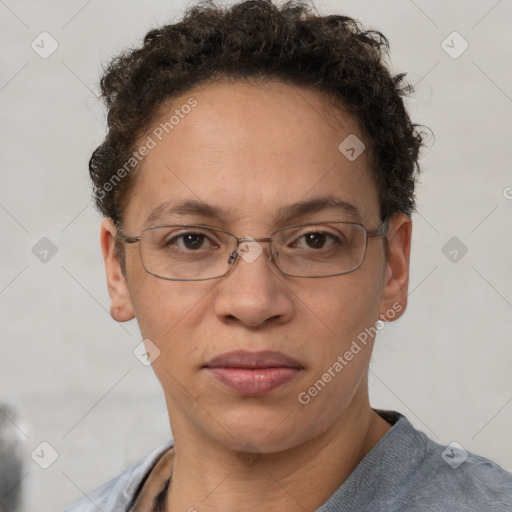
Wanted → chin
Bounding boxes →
[206,405,317,454]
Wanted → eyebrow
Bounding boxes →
[144,196,361,226]
[145,199,220,225]
[277,197,360,222]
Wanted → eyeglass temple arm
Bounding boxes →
[367,217,389,237]
[116,228,140,244]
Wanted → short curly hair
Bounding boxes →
[90,0,424,226]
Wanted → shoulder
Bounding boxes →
[323,411,512,512]
[380,411,512,511]
[409,435,512,510]
[62,440,173,512]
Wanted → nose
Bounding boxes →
[212,239,295,328]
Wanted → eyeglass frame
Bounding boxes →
[117,217,390,281]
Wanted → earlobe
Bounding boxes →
[379,214,412,321]
[100,218,135,322]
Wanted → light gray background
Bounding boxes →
[1,0,511,510]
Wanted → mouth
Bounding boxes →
[203,350,304,396]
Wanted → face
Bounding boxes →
[101,80,411,454]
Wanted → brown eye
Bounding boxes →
[180,233,206,250]
[165,232,214,251]
[294,231,339,250]
[304,232,328,249]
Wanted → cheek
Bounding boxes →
[127,274,217,366]
[292,271,382,386]
[290,276,382,432]
[127,273,192,343]
[130,281,203,399]
[294,269,383,347]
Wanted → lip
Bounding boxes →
[203,350,303,395]
[204,350,303,369]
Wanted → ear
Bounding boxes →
[378,214,412,322]
[100,218,135,322]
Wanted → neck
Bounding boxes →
[164,394,391,512]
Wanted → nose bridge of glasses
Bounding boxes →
[236,236,273,244]
[232,236,274,265]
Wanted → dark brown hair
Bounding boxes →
[89,0,424,226]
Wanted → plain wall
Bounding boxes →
[1,0,511,510]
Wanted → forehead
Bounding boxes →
[124,80,380,230]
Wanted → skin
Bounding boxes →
[101,79,412,512]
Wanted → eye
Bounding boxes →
[302,232,330,249]
[176,233,205,250]
[165,231,218,251]
[293,230,341,250]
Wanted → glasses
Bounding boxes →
[119,219,389,281]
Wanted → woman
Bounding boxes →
[64,1,512,510]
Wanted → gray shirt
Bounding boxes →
[63,411,512,511]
